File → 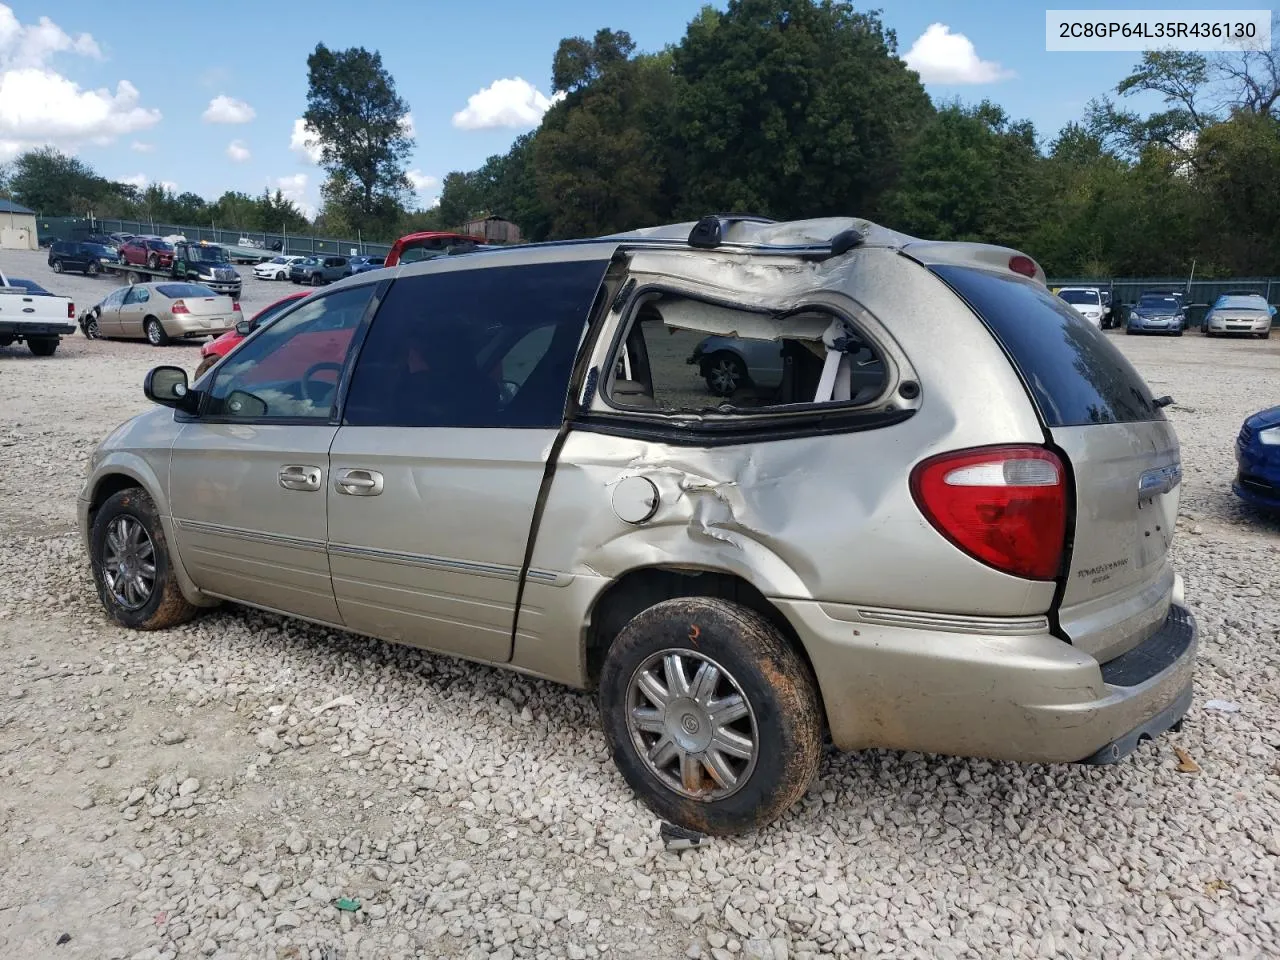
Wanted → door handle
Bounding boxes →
[278,465,322,491]
[335,468,384,496]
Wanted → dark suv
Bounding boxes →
[289,256,351,286]
[49,240,117,276]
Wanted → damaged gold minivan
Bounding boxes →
[79,216,1196,834]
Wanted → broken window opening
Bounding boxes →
[604,290,890,415]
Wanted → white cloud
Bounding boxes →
[226,139,250,162]
[290,117,322,164]
[131,140,154,152]
[269,173,315,219]
[0,72,160,155]
[202,94,255,124]
[400,113,415,138]
[0,5,101,69]
[903,24,1014,85]
[0,7,159,157]
[116,173,177,194]
[428,195,441,209]
[452,77,564,130]
[405,169,438,193]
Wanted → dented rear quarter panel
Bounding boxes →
[512,246,1060,684]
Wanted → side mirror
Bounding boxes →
[144,365,197,412]
[235,319,252,336]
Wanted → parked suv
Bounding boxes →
[78,216,1197,835]
[49,239,117,276]
[289,255,351,286]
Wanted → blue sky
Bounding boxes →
[0,1,1255,216]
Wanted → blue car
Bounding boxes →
[348,255,386,275]
[1234,406,1280,511]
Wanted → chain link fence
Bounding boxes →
[35,216,394,259]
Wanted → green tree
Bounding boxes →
[887,102,1044,248]
[256,189,311,233]
[304,43,413,234]
[671,0,932,220]
[534,46,677,237]
[10,147,110,213]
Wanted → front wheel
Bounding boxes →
[276,270,286,280]
[90,488,199,630]
[52,259,64,274]
[28,337,59,356]
[145,317,170,346]
[598,597,822,836]
[703,352,748,397]
[311,273,323,287]
[87,261,99,277]
[147,253,159,269]
[83,311,100,339]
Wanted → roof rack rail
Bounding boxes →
[688,214,778,249]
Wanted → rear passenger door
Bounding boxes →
[327,251,612,661]
[117,286,152,339]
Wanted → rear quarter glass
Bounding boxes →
[932,265,1162,428]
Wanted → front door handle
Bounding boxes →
[335,468,384,497]
[278,464,322,491]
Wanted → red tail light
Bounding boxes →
[233,301,242,311]
[67,302,75,318]
[171,300,189,314]
[1008,255,1037,278]
[910,445,1067,580]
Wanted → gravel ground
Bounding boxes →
[1,245,1278,960]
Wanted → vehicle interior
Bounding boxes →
[605,292,888,413]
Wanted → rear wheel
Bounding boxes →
[145,317,169,346]
[87,261,99,277]
[598,597,822,836]
[311,273,323,287]
[90,488,199,630]
[28,337,58,356]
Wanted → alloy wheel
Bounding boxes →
[625,649,758,801]
[101,515,156,611]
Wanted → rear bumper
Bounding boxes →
[776,597,1197,763]
[166,317,236,338]
[0,321,75,337]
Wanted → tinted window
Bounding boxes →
[8,278,51,295]
[205,285,373,420]
[156,283,217,299]
[343,259,607,428]
[933,265,1162,426]
[1136,296,1180,314]
[124,287,151,304]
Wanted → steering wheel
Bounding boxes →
[301,361,344,407]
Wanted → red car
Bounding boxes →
[120,237,175,270]
[194,291,308,379]
[384,230,485,267]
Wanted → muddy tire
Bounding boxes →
[90,488,199,631]
[598,597,822,836]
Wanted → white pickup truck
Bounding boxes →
[0,271,77,356]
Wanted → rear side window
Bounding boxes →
[933,265,1162,427]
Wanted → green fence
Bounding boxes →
[34,216,394,259]
[1048,277,1278,328]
